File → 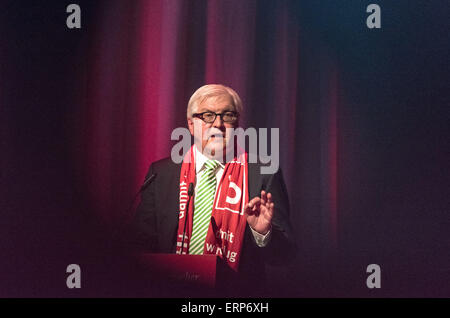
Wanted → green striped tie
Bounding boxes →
[189,159,220,255]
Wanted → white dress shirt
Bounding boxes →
[193,146,271,247]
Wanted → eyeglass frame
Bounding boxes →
[192,111,239,124]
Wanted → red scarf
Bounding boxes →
[176,145,249,271]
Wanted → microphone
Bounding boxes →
[125,173,157,216]
[181,182,194,253]
[210,216,221,245]
[188,182,194,197]
[116,173,157,248]
[140,173,157,192]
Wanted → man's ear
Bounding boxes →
[187,118,194,135]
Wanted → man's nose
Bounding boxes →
[212,114,224,129]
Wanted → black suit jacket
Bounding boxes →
[131,157,295,295]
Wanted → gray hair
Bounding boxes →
[187,84,243,119]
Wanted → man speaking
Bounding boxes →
[132,84,295,295]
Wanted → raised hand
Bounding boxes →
[244,190,274,235]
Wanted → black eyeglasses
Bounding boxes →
[192,111,239,124]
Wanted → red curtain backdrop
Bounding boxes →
[2,0,449,297]
[75,0,340,253]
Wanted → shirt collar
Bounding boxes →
[194,145,224,174]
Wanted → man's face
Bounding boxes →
[188,95,238,159]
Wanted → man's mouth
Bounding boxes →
[207,134,225,141]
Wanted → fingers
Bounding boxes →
[245,197,261,216]
[261,190,274,211]
[248,197,261,208]
[263,192,274,221]
[245,191,275,217]
[267,202,274,218]
[260,190,267,205]
[267,192,272,204]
